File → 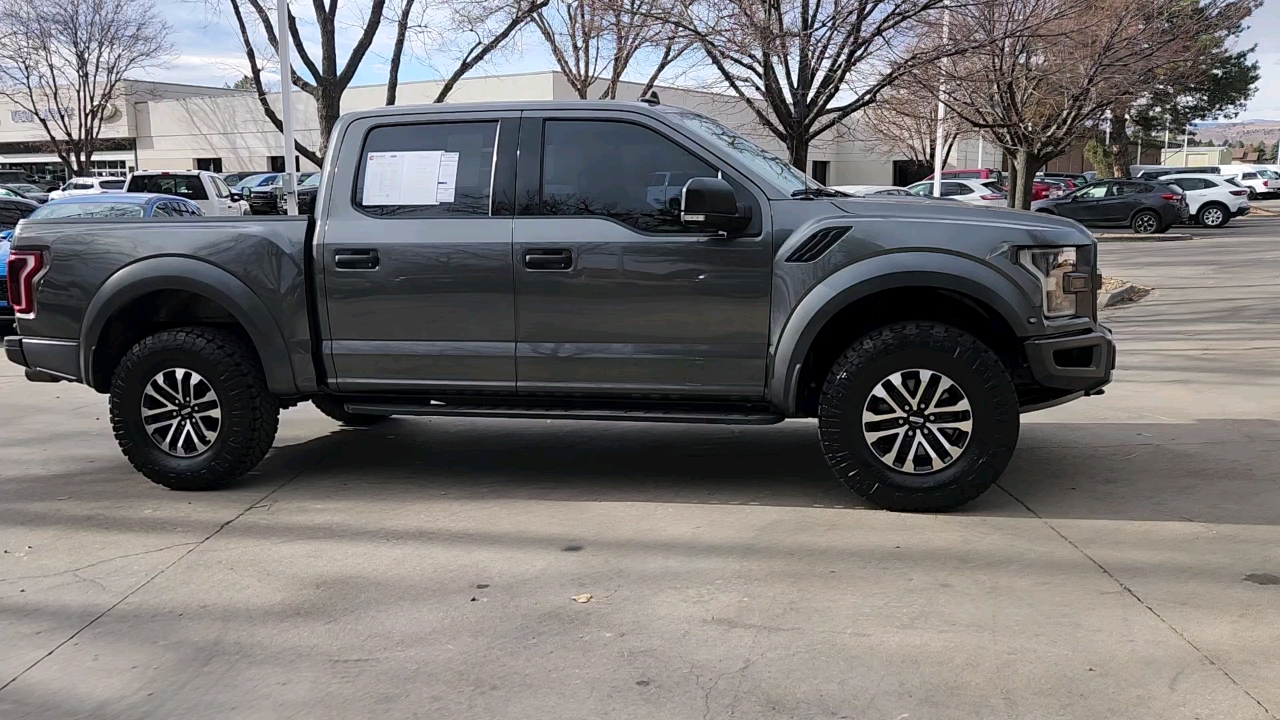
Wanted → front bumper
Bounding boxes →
[1023,326,1115,393]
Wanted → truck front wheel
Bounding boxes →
[109,327,279,491]
[818,321,1019,512]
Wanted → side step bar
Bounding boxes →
[344,403,785,426]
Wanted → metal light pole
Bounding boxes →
[277,0,298,215]
[931,5,950,198]
[977,134,984,169]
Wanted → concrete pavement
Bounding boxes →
[2,218,1279,719]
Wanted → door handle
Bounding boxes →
[334,248,379,270]
[523,248,572,271]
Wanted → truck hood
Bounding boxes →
[828,196,1093,246]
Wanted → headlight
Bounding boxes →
[1019,247,1079,318]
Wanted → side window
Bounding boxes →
[355,120,497,218]
[184,202,204,216]
[152,202,173,217]
[1076,184,1108,199]
[210,176,231,199]
[539,120,718,233]
[940,182,970,197]
[950,171,980,179]
[908,183,931,196]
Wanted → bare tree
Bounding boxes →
[533,0,689,100]
[224,0,386,166]
[655,0,993,173]
[386,0,550,107]
[0,0,173,176]
[935,0,1252,208]
[859,70,963,169]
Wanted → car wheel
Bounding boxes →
[1197,204,1228,229]
[110,327,279,491]
[312,396,386,427]
[1248,188,1258,200]
[817,321,1019,512]
[1131,210,1161,234]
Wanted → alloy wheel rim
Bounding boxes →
[861,369,973,474]
[1204,207,1223,226]
[141,368,221,457]
[1135,214,1157,233]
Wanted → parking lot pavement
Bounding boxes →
[3,218,1280,719]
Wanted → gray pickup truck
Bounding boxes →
[4,100,1114,512]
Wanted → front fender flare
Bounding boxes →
[768,251,1035,414]
[81,256,297,394]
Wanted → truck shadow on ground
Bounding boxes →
[245,413,1280,526]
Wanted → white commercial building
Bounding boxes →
[0,71,952,187]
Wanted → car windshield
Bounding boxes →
[301,174,320,187]
[10,183,40,193]
[1225,177,1245,188]
[30,202,144,219]
[663,109,810,193]
[1258,170,1278,179]
[982,181,1006,194]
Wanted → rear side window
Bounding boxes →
[940,181,971,197]
[127,175,208,200]
[99,179,125,190]
[355,121,497,218]
[947,171,980,179]
[538,119,717,233]
[1243,172,1259,180]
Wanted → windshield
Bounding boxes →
[302,174,320,187]
[31,202,143,219]
[663,109,810,193]
[1258,169,1278,179]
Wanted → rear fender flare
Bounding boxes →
[81,256,296,394]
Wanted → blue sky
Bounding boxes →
[154,0,1280,121]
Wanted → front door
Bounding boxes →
[512,114,772,398]
[1063,183,1109,223]
[321,113,520,393]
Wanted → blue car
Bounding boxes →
[2,194,203,325]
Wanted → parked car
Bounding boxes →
[907,178,1008,206]
[48,176,126,201]
[126,171,248,216]
[924,167,1005,183]
[1134,166,1223,181]
[26,193,204,219]
[1158,173,1250,228]
[0,195,38,231]
[220,171,261,187]
[1218,167,1279,199]
[1,183,49,203]
[829,185,914,197]
[4,100,1113,513]
[0,169,49,190]
[296,172,321,214]
[1039,172,1089,184]
[1037,177,1077,198]
[250,172,319,215]
[1031,179,1188,233]
[233,173,279,195]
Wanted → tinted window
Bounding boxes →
[30,202,143,218]
[1242,172,1259,180]
[99,179,125,190]
[1225,177,1245,188]
[127,175,208,200]
[151,202,174,217]
[981,181,1005,193]
[1170,178,1208,191]
[355,121,496,218]
[947,171,980,179]
[181,201,203,216]
[540,120,717,232]
[940,181,971,197]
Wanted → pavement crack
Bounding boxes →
[0,435,356,696]
[0,542,201,583]
[998,483,1278,720]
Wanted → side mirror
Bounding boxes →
[680,177,749,232]
[229,192,243,202]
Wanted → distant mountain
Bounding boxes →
[1188,119,1280,149]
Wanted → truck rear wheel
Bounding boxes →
[312,396,386,426]
[818,321,1019,512]
[109,327,279,491]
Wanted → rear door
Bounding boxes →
[319,110,520,393]
[511,111,772,397]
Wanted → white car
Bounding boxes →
[48,176,126,200]
[1218,167,1279,199]
[125,170,249,216]
[828,184,920,197]
[1158,173,1250,228]
[907,178,1007,206]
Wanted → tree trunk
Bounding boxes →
[1012,148,1035,210]
[1108,107,1130,179]
[385,0,415,106]
[314,85,343,162]
[788,135,809,176]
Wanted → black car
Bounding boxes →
[1,183,49,203]
[0,195,38,231]
[1030,179,1188,234]
[249,172,318,214]
[296,173,320,214]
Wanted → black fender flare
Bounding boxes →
[768,251,1035,414]
[80,256,298,394]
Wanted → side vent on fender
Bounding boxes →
[785,226,850,263]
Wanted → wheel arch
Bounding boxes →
[770,253,1033,416]
[81,257,297,395]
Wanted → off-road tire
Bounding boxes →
[110,327,279,491]
[1197,203,1229,229]
[818,322,1020,512]
[312,396,386,426]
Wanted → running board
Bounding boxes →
[343,403,785,426]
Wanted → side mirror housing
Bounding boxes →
[680,177,749,232]
[229,192,244,202]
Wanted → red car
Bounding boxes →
[924,168,1052,201]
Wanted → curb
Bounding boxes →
[1094,233,1193,242]
[1098,283,1142,309]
